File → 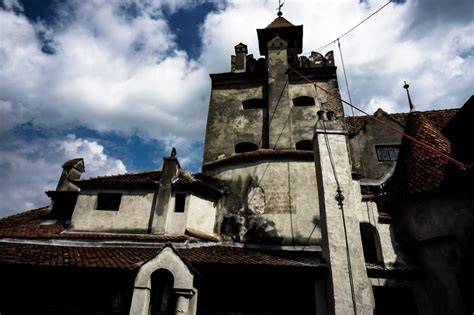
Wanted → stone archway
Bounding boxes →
[130,246,197,315]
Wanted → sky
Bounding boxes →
[0,0,473,217]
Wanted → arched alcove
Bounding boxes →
[150,269,175,315]
[296,140,313,151]
[360,223,384,265]
[235,142,259,153]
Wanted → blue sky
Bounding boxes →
[1,0,473,216]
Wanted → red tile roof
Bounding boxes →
[0,243,324,270]
[345,108,458,134]
[177,246,325,269]
[74,170,162,188]
[0,242,158,270]
[387,111,452,198]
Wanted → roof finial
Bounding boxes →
[277,0,284,17]
[403,81,416,112]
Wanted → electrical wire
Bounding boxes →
[304,0,392,55]
[288,66,469,170]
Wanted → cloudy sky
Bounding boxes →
[0,0,472,216]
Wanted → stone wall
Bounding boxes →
[205,160,321,246]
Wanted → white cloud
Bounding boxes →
[0,134,127,217]
[0,0,473,216]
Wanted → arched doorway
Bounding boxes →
[150,269,175,315]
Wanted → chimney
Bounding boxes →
[232,43,248,73]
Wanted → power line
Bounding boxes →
[304,0,392,54]
[288,66,469,170]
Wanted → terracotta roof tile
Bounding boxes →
[185,228,220,242]
[74,170,161,188]
[0,243,157,270]
[345,108,458,134]
[177,246,325,269]
[387,111,452,199]
[0,243,325,270]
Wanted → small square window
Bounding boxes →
[174,193,187,213]
[96,193,122,211]
[375,145,400,161]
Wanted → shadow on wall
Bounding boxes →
[218,174,283,245]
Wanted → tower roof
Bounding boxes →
[266,16,295,28]
[257,15,303,55]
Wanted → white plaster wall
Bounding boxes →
[70,189,154,232]
[207,160,321,245]
[166,194,188,235]
[186,195,216,234]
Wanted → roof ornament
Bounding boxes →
[403,81,416,112]
[171,147,177,157]
[277,0,284,17]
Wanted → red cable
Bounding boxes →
[289,67,468,170]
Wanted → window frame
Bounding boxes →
[375,144,400,162]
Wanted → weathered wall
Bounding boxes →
[203,86,265,163]
[392,191,474,314]
[289,82,319,144]
[165,194,217,235]
[186,195,216,234]
[71,189,154,233]
[205,160,321,246]
[349,110,403,181]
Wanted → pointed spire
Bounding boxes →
[403,81,416,112]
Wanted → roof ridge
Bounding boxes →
[78,169,162,181]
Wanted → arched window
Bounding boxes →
[296,140,313,151]
[150,270,175,315]
[360,223,384,265]
[293,96,315,107]
[235,142,258,153]
[242,98,265,109]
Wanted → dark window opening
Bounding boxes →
[375,145,400,161]
[360,223,384,265]
[150,270,175,315]
[96,193,122,211]
[373,286,418,315]
[296,140,313,151]
[293,96,315,107]
[235,142,259,154]
[175,193,187,213]
[242,98,265,109]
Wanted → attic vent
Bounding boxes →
[375,145,400,161]
[293,96,315,107]
[296,140,313,151]
[242,98,265,109]
[96,193,122,211]
[235,142,258,153]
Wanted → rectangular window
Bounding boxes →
[375,145,400,161]
[96,193,122,211]
[174,193,186,213]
